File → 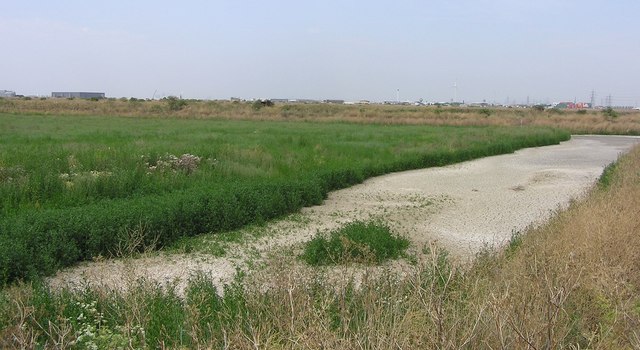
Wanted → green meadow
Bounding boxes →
[0,113,569,284]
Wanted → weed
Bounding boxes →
[504,229,523,258]
[479,108,492,117]
[71,300,132,349]
[252,99,273,110]
[598,161,618,189]
[548,108,565,115]
[602,107,618,119]
[164,96,187,111]
[533,105,546,112]
[112,222,159,258]
[300,220,409,265]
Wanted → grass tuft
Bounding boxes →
[300,221,409,265]
[597,160,618,189]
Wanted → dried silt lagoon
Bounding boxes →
[50,135,640,294]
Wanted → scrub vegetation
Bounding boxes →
[0,113,568,285]
[1,144,638,349]
[2,98,640,134]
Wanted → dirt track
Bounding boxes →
[50,135,640,292]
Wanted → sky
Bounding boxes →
[1,1,639,105]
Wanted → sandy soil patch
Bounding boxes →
[49,135,640,293]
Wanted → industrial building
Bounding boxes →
[0,90,16,98]
[51,92,105,99]
[554,102,591,109]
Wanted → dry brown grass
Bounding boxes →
[468,145,640,348]
[2,98,640,134]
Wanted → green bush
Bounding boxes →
[164,96,188,111]
[602,107,618,119]
[252,99,274,110]
[548,108,565,115]
[300,221,409,265]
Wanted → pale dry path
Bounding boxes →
[50,135,640,292]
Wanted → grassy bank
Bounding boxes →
[0,114,568,285]
[2,98,640,134]
[1,145,638,348]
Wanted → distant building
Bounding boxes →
[323,99,344,104]
[0,90,16,98]
[52,92,105,99]
[297,99,320,104]
[554,102,591,109]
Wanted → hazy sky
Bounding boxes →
[2,1,639,105]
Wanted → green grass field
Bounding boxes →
[0,113,569,284]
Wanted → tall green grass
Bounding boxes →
[0,114,569,284]
[300,221,409,265]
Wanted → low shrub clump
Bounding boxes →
[300,221,409,265]
[602,106,618,119]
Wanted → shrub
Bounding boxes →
[548,108,565,115]
[300,221,409,265]
[533,105,545,112]
[252,99,274,110]
[602,107,618,119]
[164,96,188,111]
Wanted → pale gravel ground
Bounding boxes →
[49,135,640,293]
